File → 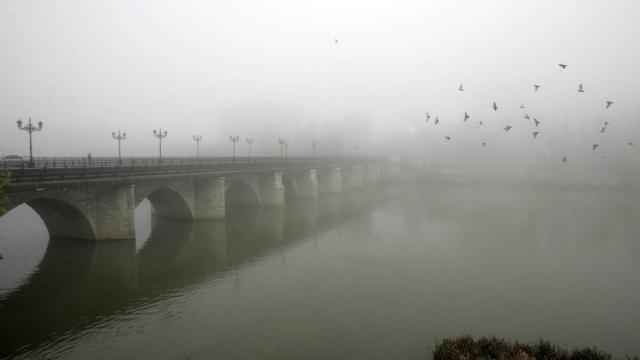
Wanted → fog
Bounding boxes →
[1,0,639,183]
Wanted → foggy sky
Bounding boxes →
[1,0,639,182]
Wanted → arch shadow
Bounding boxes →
[145,187,193,219]
[25,198,95,240]
[281,174,298,202]
[225,179,259,208]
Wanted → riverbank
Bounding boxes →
[433,336,639,360]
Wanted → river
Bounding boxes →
[0,183,639,359]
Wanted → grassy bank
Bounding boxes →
[433,336,639,360]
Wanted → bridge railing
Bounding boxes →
[3,156,383,187]
[0,156,382,169]
[2,156,302,169]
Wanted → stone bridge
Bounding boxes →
[1,157,384,240]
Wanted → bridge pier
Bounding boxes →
[94,184,136,240]
[258,172,285,207]
[299,169,319,199]
[317,168,343,194]
[194,177,225,219]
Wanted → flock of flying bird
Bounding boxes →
[424,63,634,163]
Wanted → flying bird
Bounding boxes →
[534,84,540,92]
[524,114,530,120]
[559,63,568,69]
[592,144,599,151]
[482,142,487,147]
[628,142,634,146]
[563,156,567,163]
[600,127,607,133]
[464,112,470,122]
[444,136,451,141]
[606,101,614,109]
[534,118,540,127]
[425,112,430,122]
[533,131,540,138]
[578,84,585,93]
[520,104,525,109]
[334,38,338,44]
[459,84,464,91]
[435,117,440,125]
[504,125,512,132]
[479,121,484,126]
[493,102,498,111]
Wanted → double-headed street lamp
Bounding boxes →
[16,118,43,166]
[284,140,290,160]
[112,130,126,164]
[153,129,168,162]
[246,137,254,157]
[278,137,286,160]
[193,134,203,158]
[229,134,239,159]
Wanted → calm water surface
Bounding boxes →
[0,184,639,359]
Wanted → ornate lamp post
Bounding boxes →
[192,134,203,158]
[229,134,239,159]
[153,129,168,162]
[312,141,317,158]
[246,137,254,158]
[111,130,126,164]
[284,140,290,160]
[16,118,43,167]
[278,137,286,160]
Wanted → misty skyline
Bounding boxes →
[1,0,639,180]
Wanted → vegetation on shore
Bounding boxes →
[433,336,639,360]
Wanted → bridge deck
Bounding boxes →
[2,157,381,192]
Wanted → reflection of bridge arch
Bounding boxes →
[225,178,260,207]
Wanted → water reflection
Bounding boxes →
[0,191,378,359]
[1,184,638,359]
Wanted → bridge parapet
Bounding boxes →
[2,157,382,192]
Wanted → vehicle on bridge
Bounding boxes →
[1,155,25,168]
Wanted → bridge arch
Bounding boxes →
[225,179,259,207]
[142,187,193,219]
[19,197,96,240]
